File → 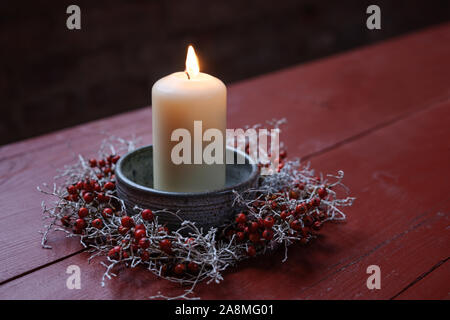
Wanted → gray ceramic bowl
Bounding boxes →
[115,145,259,231]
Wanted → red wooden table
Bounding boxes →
[1,24,449,300]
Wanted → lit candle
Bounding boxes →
[152,46,227,192]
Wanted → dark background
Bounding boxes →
[0,0,448,146]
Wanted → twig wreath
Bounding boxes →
[39,120,355,299]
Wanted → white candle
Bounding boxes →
[152,46,227,192]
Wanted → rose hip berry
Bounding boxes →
[78,207,89,218]
[67,185,77,194]
[140,251,150,261]
[138,237,150,249]
[249,221,259,233]
[104,182,115,190]
[61,215,70,226]
[134,229,146,240]
[290,220,302,231]
[174,263,186,275]
[89,159,97,167]
[235,213,247,224]
[75,218,86,229]
[317,188,328,199]
[142,209,154,221]
[188,262,199,273]
[102,208,113,218]
[83,192,94,203]
[312,221,322,231]
[118,226,129,235]
[121,216,134,228]
[263,229,274,240]
[303,216,313,227]
[311,197,321,207]
[264,216,274,229]
[248,233,260,243]
[92,218,103,229]
[159,239,172,254]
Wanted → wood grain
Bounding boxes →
[1,95,448,299]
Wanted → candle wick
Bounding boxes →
[185,71,191,80]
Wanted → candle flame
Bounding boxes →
[185,45,199,78]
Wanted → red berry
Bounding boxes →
[61,215,70,226]
[237,223,246,231]
[83,192,94,203]
[142,209,154,221]
[188,262,199,273]
[289,190,299,199]
[140,251,150,261]
[158,226,169,234]
[118,226,129,235]
[92,218,103,229]
[121,216,134,228]
[174,263,186,275]
[247,245,256,257]
[300,227,310,237]
[312,221,322,231]
[159,239,172,254]
[98,159,106,167]
[135,224,145,230]
[311,197,321,207]
[271,201,278,209]
[67,185,77,195]
[290,220,302,231]
[295,203,307,214]
[248,233,260,243]
[97,193,109,203]
[318,188,328,199]
[280,211,288,220]
[303,216,313,227]
[297,183,305,190]
[104,181,115,190]
[102,208,113,218]
[236,231,245,241]
[264,216,274,229]
[263,229,274,240]
[78,207,89,218]
[89,159,97,167]
[94,183,101,192]
[138,237,150,249]
[134,229,146,240]
[75,181,84,190]
[249,221,259,233]
[257,218,264,228]
[75,218,86,229]
[112,155,120,164]
[235,213,247,224]
[108,246,121,260]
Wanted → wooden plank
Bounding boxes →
[1,97,448,299]
[0,24,449,283]
[393,259,449,300]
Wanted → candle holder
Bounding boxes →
[115,145,259,231]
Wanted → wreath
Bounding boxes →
[39,122,355,299]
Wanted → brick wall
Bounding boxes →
[0,0,448,145]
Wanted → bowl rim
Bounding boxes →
[115,144,259,197]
